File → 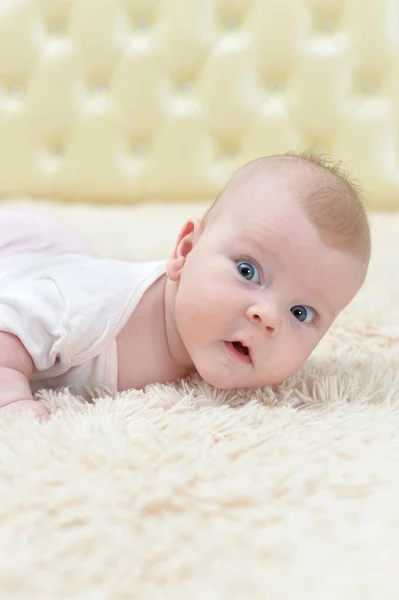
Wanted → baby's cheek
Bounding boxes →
[272,336,309,377]
[286,338,317,373]
[175,284,208,333]
[177,282,225,339]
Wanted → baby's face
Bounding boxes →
[167,171,367,389]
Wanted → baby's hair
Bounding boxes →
[203,151,371,263]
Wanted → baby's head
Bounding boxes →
[166,152,370,389]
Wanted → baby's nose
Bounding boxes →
[246,301,281,335]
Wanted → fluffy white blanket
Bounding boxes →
[0,198,398,599]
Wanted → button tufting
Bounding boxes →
[266,80,285,94]
[316,16,337,33]
[48,21,67,36]
[130,143,147,158]
[92,84,108,97]
[49,143,64,157]
[135,18,151,32]
[219,144,238,158]
[178,80,195,94]
[222,17,240,31]
[358,78,380,95]
[8,84,24,99]
[0,0,396,208]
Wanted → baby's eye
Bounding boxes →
[236,261,260,284]
[291,305,314,324]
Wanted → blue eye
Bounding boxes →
[291,305,314,324]
[236,261,260,284]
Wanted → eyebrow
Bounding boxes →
[240,233,283,268]
[306,288,334,322]
[239,231,267,254]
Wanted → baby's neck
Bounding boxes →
[116,273,194,391]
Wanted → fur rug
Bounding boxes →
[0,198,398,599]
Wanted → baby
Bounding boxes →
[0,152,371,420]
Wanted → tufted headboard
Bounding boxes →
[0,0,398,209]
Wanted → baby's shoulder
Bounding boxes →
[0,252,166,299]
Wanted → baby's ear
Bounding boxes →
[166,218,203,280]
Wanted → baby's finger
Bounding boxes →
[1,400,50,421]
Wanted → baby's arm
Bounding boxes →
[0,332,49,420]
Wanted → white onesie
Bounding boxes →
[0,253,166,396]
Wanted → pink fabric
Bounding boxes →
[0,210,94,257]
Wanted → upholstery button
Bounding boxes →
[266,80,285,93]
[49,143,64,157]
[223,17,240,31]
[179,80,194,94]
[318,17,336,33]
[131,143,147,158]
[8,84,24,99]
[359,79,379,95]
[40,143,65,174]
[0,83,24,112]
[136,18,151,31]
[220,144,237,158]
[48,22,67,36]
[92,84,108,97]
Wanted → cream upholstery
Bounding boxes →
[0,0,398,208]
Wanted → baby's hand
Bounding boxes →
[1,400,50,421]
[0,332,49,421]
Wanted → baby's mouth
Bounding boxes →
[232,341,249,356]
[224,340,252,363]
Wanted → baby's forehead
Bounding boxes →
[222,160,325,209]
[220,177,311,225]
[213,199,318,259]
[205,156,344,238]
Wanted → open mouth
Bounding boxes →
[225,340,251,363]
[232,341,249,356]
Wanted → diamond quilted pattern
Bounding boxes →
[0,0,397,207]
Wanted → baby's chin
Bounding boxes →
[191,348,304,390]
[201,377,282,391]
[196,362,301,390]
[192,362,239,390]
[196,367,285,391]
